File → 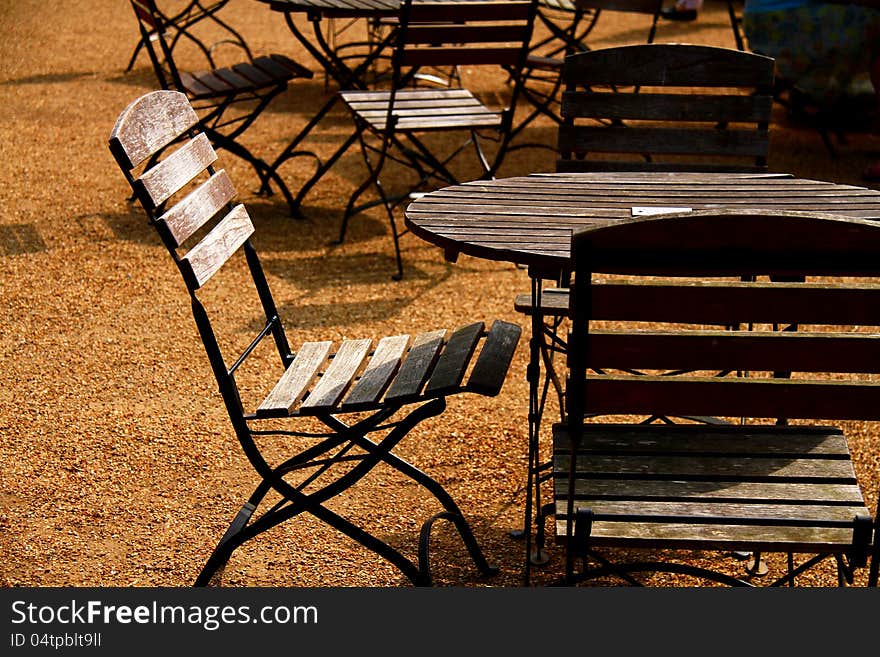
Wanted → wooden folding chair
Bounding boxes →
[554,209,879,586]
[512,43,777,577]
[109,90,522,586]
[337,0,539,280]
[127,0,316,216]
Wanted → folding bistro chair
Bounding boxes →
[109,90,522,586]
[338,0,539,280]
[554,209,879,586]
[512,43,777,577]
[127,0,316,216]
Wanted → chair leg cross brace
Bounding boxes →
[195,398,497,587]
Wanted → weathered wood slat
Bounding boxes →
[384,329,447,403]
[558,125,769,158]
[343,89,476,102]
[553,477,865,504]
[157,169,236,247]
[258,341,333,416]
[408,1,534,23]
[184,70,234,94]
[553,424,850,456]
[136,133,218,211]
[466,320,522,395]
[402,47,524,68]
[580,375,880,422]
[424,322,485,395]
[231,61,275,87]
[341,334,410,410]
[562,43,775,87]
[403,24,530,45]
[109,90,199,169]
[554,452,858,481]
[561,92,773,123]
[588,281,880,325]
[586,331,880,375]
[553,519,862,550]
[344,98,485,112]
[554,500,867,524]
[300,339,373,412]
[213,67,258,92]
[354,105,496,119]
[180,203,253,289]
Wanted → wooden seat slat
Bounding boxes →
[300,339,373,412]
[424,322,485,396]
[213,67,258,92]
[254,53,312,80]
[258,341,333,417]
[341,88,477,103]
[341,335,411,410]
[466,320,522,396]
[230,62,275,87]
[384,329,447,403]
[184,70,234,94]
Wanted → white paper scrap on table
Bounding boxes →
[631,206,693,216]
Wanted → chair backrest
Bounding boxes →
[557,43,776,173]
[389,0,539,115]
[566,209,880,433]
[109,90,290,423]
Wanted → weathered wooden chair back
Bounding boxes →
[569,210,880,423]
[109,89,255,295]
[557,43,776,173]
[556,209,880,585]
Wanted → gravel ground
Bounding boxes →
[1,0,878,588]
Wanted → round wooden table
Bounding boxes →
[405,171,880,277]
